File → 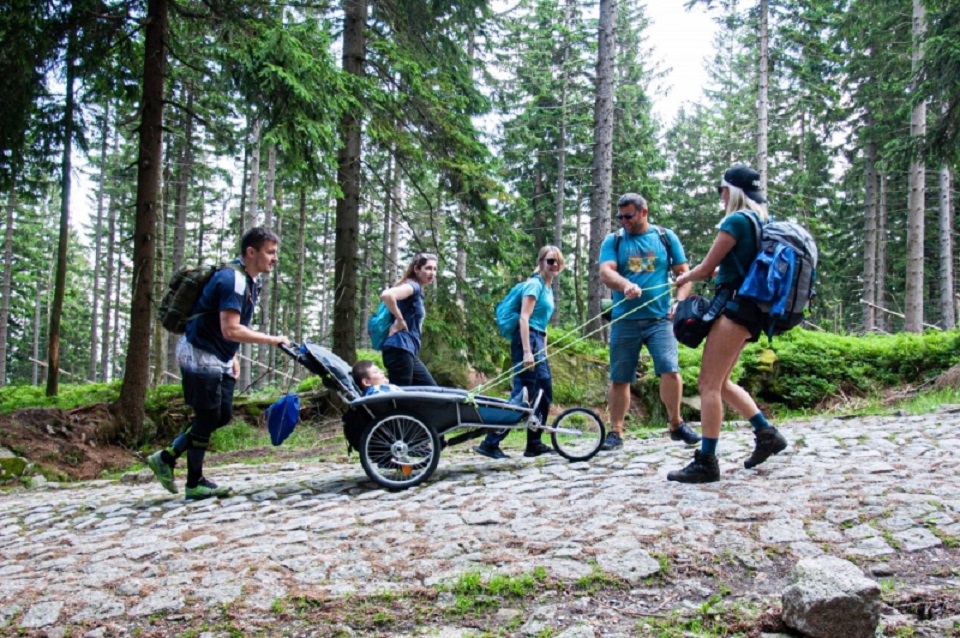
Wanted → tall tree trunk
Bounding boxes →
[258,143,277,385]
[757,0,769,194]
[46,29,76,397]
[319,204,332,344]
[153,175,166,387]
[552,12,569,325]
[574,185,585,327]
[90,102,110,382]
[876,172,888,333]
[101,191,117,382]
[294,187,307,344]
[382,153,395,293]
[167,84,194,373]
[240,120,262,390]
[586,0,616,336]
[333,0,366,361]
[863,140,877,332]
[32,268,42,386]
[113,0,167,443]
[904,0,926,333]
[0,188,16,385]
[939,166,954,328]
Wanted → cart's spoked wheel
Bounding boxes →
[359,414,441,489]
[550,408,605,462]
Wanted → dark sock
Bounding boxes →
[749,413,771,432]
[186,448,206,488]
[159,450,176,466]
[700,437,719,456]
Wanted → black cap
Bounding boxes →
[720,164,766,204]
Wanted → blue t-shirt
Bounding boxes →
[185,260,259,363]
[518,275,554,333]
[363,383,403,396]
[382,281,425,356]
[716,212,761,287]
[599,226,686,320]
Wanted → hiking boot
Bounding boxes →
[669,422,702,446]
[475,444,509,460]
[600,432,623,451]
[184,478,231,501]
[147,451,177,494]
[523,441,556,458]
[744,427,788,469]
[667,450,720,483]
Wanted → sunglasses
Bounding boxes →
[716,185,728,195]
[615,212,636,221]
[545,258,559,266]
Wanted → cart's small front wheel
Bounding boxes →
[359,414,441,489]
[551,408,604,461]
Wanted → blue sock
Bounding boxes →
[700,437,718,456]
[749,412,771,431]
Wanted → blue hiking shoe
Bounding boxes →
[184,477,231,501]
[147,451,177,494]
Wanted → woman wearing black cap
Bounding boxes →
[665,164,788,483]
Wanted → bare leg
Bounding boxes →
[697,317,751,439]
[659,372,683,427]
[608,382,631,435]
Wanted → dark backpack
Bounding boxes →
[601,226,675,321]
[736,212,818,338]
[157,263,245,334]
[495,275,544,338]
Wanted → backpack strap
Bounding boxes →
[733,211,764,280]
[650,224,674,269]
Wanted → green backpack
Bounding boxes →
[157,263,245,333]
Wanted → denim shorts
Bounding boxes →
[609,318,679,383]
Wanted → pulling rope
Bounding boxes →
[468,283,676,399]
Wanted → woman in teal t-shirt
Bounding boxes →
[476,246,564,460]
[667,164,789,484]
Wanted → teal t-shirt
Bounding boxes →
[716,212,761,287]
[519,275,555,332]
[599,226,687,320]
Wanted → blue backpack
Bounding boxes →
[495,275,544,339]
[736,212,818,339]
[367,302,394,350]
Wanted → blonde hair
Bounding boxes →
[394,252,438,286]
[725,185,769,223]
[535,245,565,276]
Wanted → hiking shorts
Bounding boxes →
[609,318,679,383]
[723,296,766,343]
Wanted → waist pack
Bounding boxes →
[672,290,731,348]
[737,212,818,339]
[157,262,245,334]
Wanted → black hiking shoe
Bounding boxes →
[744,427,788,469]
[475,444,509,460]
[667,450,720,483]
[600,432,623,450]
[669,422,702,446]
[523,441,556,458]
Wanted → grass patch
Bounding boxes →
[439,568,548,617]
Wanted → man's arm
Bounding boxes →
[220,310,289,346]
[600,261,641,299]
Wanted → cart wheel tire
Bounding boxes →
[551,408,604,462]
[359,414,441,490]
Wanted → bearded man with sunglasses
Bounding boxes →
[598,193,698,451]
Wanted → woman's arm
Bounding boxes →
[675,231,736,288]
[519,295,537,368]
[380,282,415,334]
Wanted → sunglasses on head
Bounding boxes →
[545,258,559,266]
[615,212,636,221]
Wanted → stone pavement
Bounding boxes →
[2,408,960,637]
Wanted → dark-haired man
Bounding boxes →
[147,227,290,500]
[599,193,698,451]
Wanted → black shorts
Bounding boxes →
[722,296,767,343]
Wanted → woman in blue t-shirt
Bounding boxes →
[379,253,439,387]
[476,246,565,460]
[667,164,788,484]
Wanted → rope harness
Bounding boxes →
[467,282,676,400]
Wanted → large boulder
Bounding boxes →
[782,556,881,638]
[0,447,27,478]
